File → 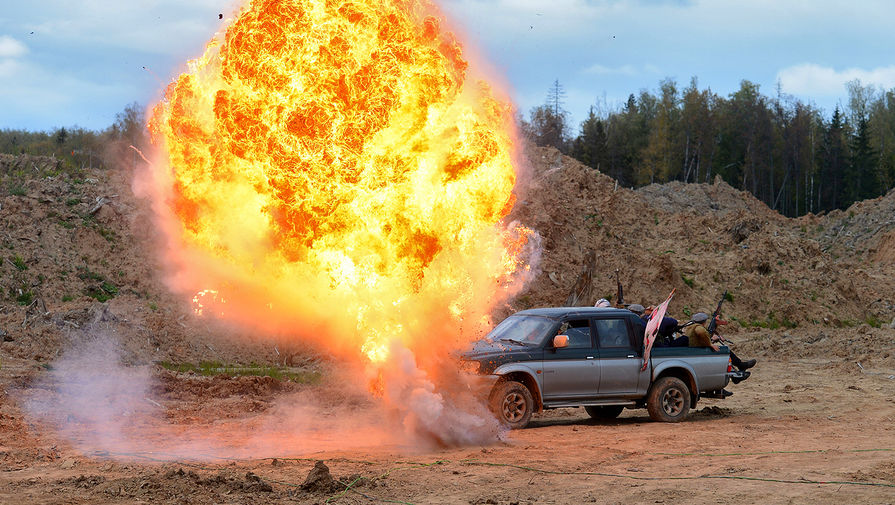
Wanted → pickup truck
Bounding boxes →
[461,307,748,428]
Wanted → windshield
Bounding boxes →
[485,315,556,345]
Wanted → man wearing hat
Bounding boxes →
[684,312,756,371]
[631,304,685,347]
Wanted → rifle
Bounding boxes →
[615,269,625,308]
[706,290,729,343]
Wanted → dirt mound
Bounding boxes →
[808,187,895,258]
[507,146,895,337]
[0,154,299,369]
[636,178,777,218]
[2,149,894,368]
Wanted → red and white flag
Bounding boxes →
[642,289,675,371]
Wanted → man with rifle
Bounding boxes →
[682,291,756,372]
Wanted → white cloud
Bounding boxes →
[777,63,895,97]
[19,0,235,56]
[0,59,23,80]
[0,35,27,58]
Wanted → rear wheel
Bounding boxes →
[489,380,534,429]
[584,405,624,420]
[646,376,691,422]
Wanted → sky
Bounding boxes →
[2,0,895,132]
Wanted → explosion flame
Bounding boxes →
[147,1,535,370]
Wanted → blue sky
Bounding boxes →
[2,0,895,132]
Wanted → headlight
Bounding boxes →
[458,360,482,374]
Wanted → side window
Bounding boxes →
[556,319,592,349]
[595,318,631,349]
[628,314,646,346]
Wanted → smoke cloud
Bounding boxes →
[22,330,505,460]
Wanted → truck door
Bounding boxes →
[541,319,600,401]
[595,317,649,396]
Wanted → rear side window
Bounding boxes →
[556,319,592,348]
[595,318,631,348]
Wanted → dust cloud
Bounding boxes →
[20,329,505,461]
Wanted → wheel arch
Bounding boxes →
[653,365,698,404]
[493,369,543,412]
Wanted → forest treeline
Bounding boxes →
[522,78,895,217]
[5,81,895,218]
[0,103,148,177]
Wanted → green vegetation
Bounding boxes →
[158,361,321,383]
[865,316,883,328]
[681,274,695,288]
[1,102,148,172]
[96,225,117,242]
[743,312,798,330]
[16,289,34,306]
[148,301,158,311]
[61,294,74,302]
[523,78,895,217]
[723,291,734,303]
[85,281,118,302]
[77,266,119,302]
[10,254,26,271]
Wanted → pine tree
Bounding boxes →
[849,116,878,203]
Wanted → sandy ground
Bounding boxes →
[2,351,893,505]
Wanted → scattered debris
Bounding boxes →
[301,460,335,493]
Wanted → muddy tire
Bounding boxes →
[646,376,691,422]
[489,380,534,429]
[584,405,624,420]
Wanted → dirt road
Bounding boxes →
[2,356,893,504]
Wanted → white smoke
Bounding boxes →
[21,330,505,460]
[376,342,504,447]
[23,331,157,455]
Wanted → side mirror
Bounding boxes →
[553,334,569,348]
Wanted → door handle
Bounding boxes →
[586,356,594,360]
[627,354,636,358]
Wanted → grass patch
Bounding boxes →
[723,292,734,303]
[8,184,26,196]
[864,316,882,328]
[158,361,321,383]
[743,312,798,329]
[81,267,118,302]
[681,274,695,288]
[66,198,80,206]
[16,289,34,306]
[61,294,74,302]
[97,226,117,242]
[77,265,107,283]
[10,254,27,271]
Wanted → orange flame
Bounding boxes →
[147,0,535,363]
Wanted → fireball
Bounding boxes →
[147,0,535,363]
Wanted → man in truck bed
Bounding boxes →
[684,312,756,371]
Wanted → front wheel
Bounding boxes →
[646,376,691,422]
[489,380,534,429]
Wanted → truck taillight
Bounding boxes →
[727,358,733,373]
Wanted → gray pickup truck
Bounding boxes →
[462,307,748,428]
